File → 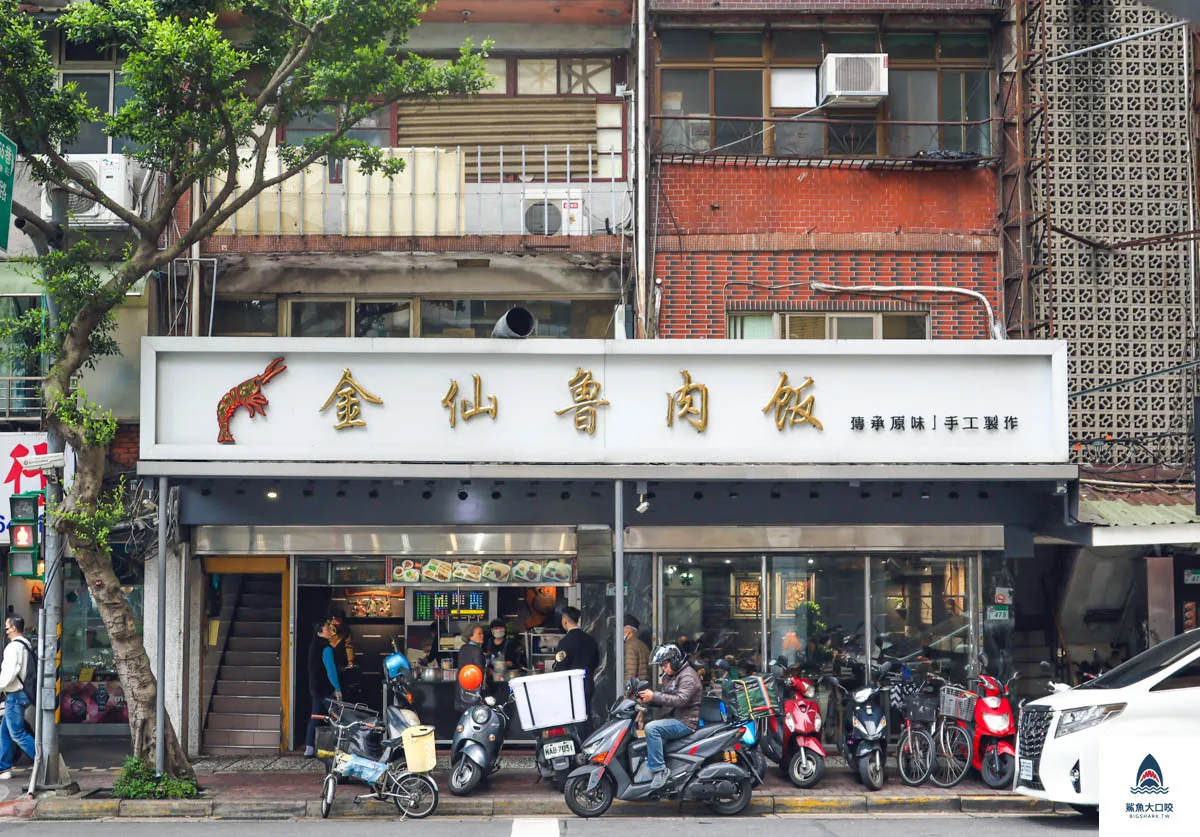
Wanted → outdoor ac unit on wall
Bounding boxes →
[523,189,591,236]
[819,54,889,107]
[40,154,143,227]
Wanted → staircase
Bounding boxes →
[202,576,283,755]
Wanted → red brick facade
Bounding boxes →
[652,163,1000,339]
[110,423,139,469]
[651,1,999,11]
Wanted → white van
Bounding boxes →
[1015,628,1200,817]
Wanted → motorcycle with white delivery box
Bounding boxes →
[509,669,590,788]
[1016,628,1200,819]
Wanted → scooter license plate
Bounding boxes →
[543,740,576,759]
[1019,758,1034,782]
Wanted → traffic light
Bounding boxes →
[9,491,41,578]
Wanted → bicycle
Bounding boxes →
[895,688,937,786]
[928,682,975,788]
[318,700,439,819]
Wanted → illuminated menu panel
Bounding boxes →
[412,590,487,620]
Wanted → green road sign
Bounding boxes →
[0,132,15,251]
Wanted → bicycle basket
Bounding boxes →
[328,700,380,727]
[901,693,938,724]
[939,686,977,721]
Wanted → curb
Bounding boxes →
[959,795,1054,815]
[34,797,121,820]
[774,795,869,814]
[119,798,213,817]
[865,795,961,814]
[212,800,307,819]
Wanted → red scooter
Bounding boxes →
[780,674,826,788]
[972,656,1018,789]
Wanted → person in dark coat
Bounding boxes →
[553,606,601,711]
[304,622,341,758]
[455,623,487,711]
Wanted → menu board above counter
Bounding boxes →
[386,556,576,587]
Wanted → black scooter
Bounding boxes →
[534,723,584,790]
[823,661,893,791]
[562,677,754,818]
[448,692,513,796]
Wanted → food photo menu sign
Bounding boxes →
[385,555,576,586]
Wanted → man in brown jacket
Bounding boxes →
[637,644,701,790]
[623,614,650,683]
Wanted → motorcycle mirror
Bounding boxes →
[979,652,989,668]
[484,696,497,707]
[877,661,893,679]
[1039,660,1052,673]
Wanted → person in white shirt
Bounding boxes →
[0,616,36,780]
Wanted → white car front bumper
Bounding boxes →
[1015,706,1101,806]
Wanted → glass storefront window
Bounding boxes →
[661,555,763,672]
[419,298,615,338]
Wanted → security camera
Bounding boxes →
[636,495,650,515]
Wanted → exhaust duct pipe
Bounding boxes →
[492,307,536,339]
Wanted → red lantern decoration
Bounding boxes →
[458,664,484,691]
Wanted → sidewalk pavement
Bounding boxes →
[0,751,1075,820]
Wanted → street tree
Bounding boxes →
[0,0,490,777]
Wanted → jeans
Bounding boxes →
[644,718,692,774]
[305,693,332,749]
[0,691,35,771]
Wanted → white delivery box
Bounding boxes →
[509,669,588,731]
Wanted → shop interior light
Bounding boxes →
[561,491,571,500]
[368,488,379,499]
[458,489,469,501]
[265,487,279,500]
[491,489,502,499]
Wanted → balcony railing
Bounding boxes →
[209,144,630,238]
[653,115,995,164]
[0,377,43,422]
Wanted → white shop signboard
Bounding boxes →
[140,338,1068,465]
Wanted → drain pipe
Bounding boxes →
[634,0,648,337]
[809,280,1003,339]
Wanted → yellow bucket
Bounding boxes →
[401,725,437,774]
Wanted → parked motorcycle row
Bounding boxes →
[317,647,1021,820]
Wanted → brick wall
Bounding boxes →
[652,162,1000,340]
[655,165,998,237]
[110,423,139,470]
[656,250,998,338]
[651,1,1000,11]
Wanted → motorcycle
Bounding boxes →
[823,660,893,791]
[534,722,584,790]
[562,677,755,818]
[696,688,766,787]
[780,673,825,788]
[449,691,513,796]
[972,654,1018,789]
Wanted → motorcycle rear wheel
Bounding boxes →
[786,748,825,789]
[980,747,1015,789]
[391,772,439,819]
[857,751,886,791]
[705,777,753,816]
[563,774,615,818]
[449,757,483,796]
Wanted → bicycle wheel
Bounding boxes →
[928,722,972,788]
[390,772,439,819]
[320,773,337,819]
[897,727,934,787]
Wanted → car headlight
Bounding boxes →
[983,713,1011,733]
[471,706,491,725]
[1055,704,1125,738]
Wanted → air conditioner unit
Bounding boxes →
[819,54,889,107]
[523,189,591,236]
[40,154,142,227]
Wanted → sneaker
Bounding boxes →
[650,769,668,791]
[0,771,12,781]
[303,747,316,759]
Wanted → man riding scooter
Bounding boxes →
[637,644,702,791]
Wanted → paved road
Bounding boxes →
[0,815,1098,836]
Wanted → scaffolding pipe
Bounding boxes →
[1048,20,1187,63]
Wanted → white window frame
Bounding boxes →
[285,296,414,338]
[728,311,929,339]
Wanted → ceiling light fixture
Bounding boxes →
[265,487,279,500]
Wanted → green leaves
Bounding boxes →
[114,755,200,795]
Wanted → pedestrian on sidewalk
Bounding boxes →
[304,622,341,759]
[0,616,36,780]
[623,614,650,683]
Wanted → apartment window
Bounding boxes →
[287,299,412,338]
[420,299,615,339]
[729,312,928,339]
[885,33,991,157]
[282,106,390,182]
[60,72,137,155]
[211,298,279,336]
[657,28,991,158]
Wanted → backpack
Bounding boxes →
[14,637,36,706]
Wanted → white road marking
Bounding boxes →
[509,817,560,837]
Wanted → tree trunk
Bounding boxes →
[58,445,195,779]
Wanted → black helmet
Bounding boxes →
[651,644,685,669]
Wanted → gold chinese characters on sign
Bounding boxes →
[762,371,823,431]
[555,367,610,435]
[667,370,708,432]
[441,374,499,428]
[319,369,383,430]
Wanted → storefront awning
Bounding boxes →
[1078,486,1200,547]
